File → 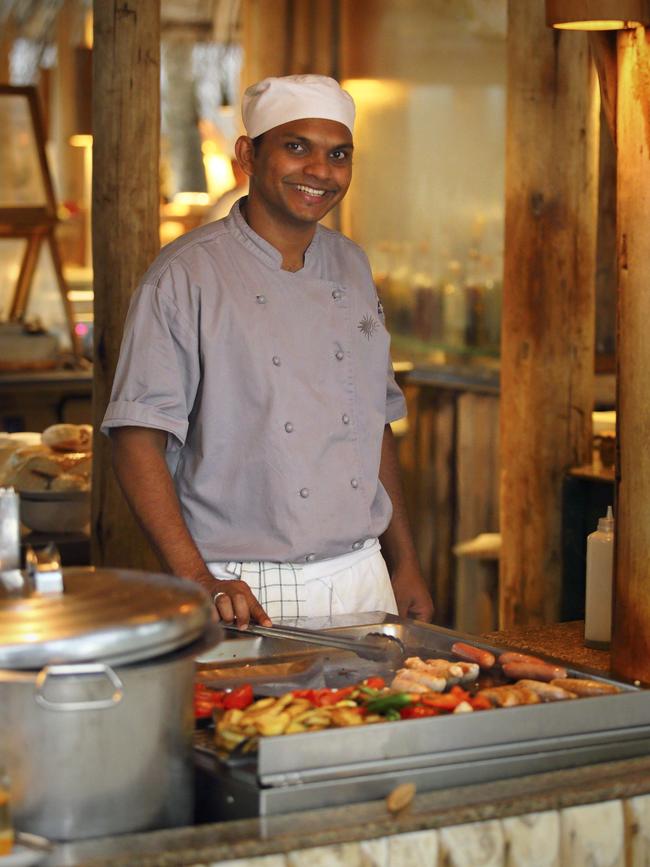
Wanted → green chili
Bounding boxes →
[366,693,413,714]
[384,708,402,721]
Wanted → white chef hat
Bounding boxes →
[242,74,355,139]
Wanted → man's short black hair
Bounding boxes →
[251,133,265,151]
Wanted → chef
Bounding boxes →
[102,74,434,628]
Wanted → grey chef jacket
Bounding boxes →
[101,200,406,564]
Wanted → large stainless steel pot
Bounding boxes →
[0,566,219,841]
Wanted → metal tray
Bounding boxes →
[194,615,649,819]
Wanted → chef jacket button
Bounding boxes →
[351,478,359,489]
[332,289,342,300]
[300,487,310,498]
[272,355,281,366]
[335,350,344,361]
[342,413,350,424]
[256,294,266,304]
[305,553,316,562]
[352,540,364,550]
[284,422,294,433]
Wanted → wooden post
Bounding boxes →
[611,26,650,682]
[53,0,85,208]
[91,0,161,570]
[241,0,290,87]
[0,12,15,82]
[499,1,598,626]
[242,0,338,88]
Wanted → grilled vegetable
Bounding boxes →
[365,692,414,714]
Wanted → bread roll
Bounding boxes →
[42,424,93,452]
[51,472,90,492]
[4,446,91,492]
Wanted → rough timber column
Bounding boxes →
[499,1,598,626]
[611,26,650,681]
[241,0,338,89]
[91,1,160,569]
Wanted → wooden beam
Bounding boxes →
[0,11,15,82]
[241,0,339,88]
[611,26,650,682]
[53,0,86,206]
[241,0,289,88]
[589,31,618,143]
[91,0,161,570]
[499,1,598,626]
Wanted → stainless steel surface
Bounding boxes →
[0,566,221,845]
[25,542,63,595]
[0,567,213,668]
[34,663,124,711]
[195,614,650,820]
[222,621,404,664]
[0,638,213,841]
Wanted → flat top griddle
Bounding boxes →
[194,614,649,818]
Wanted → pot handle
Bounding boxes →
[34,663,124,711]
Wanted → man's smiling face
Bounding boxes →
[245,118,353,227]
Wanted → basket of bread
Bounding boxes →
[0,424,92,533]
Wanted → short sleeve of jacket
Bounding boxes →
[100,281,199,449]
[385,360,406,423]
[373,281,406,424]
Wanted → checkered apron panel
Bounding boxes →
[224,561,306,619]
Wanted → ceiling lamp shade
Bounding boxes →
[546,0,650,29]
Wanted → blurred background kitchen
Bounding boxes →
[0,0,617,634]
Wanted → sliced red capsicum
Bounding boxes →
[223,683,254,710]
[400,704,440,719]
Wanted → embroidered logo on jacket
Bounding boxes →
[358,314,379,340]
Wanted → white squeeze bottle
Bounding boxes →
[584,506,614,649]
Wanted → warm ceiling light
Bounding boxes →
[69,133,93,148]
[554,19,639,29]
[546,0,650,29]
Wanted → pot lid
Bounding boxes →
[0,567,214,669]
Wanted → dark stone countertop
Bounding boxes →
[44,621,647,867]
[483,619,611,673]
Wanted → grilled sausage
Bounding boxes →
[499,651,550,666]
[451,642,496,670]
[478,684,541,707]
[502,661,567,682]
[550,677,621,697]
[516,679,577,701]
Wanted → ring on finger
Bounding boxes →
[212,591,228,605]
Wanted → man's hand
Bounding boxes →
[199,575,272,629]
[391,564,434,621]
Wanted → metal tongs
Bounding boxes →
[223,622,405,665]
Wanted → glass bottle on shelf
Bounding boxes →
[388,242,414,335]
[464,247,487,349]
[482,253,503,352]
[442,259,466,350]
[0,767,12,856]
[412,242,442,345]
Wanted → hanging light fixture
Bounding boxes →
[546,0,650,30]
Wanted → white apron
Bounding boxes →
[207,538,398,620]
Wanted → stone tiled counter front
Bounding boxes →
[47,623,650,867]
[51,756,650,867]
